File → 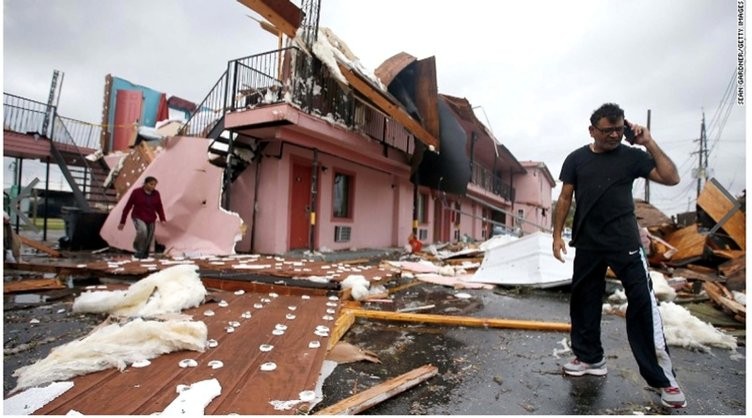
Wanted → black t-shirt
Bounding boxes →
[559,144,655,251]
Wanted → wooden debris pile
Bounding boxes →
[636,178,745,325]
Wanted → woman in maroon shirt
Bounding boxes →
[118,176,166,259]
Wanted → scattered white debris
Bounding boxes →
[161,378,221,415]
[732,291,746,306]
[454,293,472,299]
[552,338,572,359]
[131,359,151,368]
[342,275,370,300]
[234,290,245,295]
[218,300,229,308]
[204,310,215,317]
[206,339,218,348]
[649,271,676,301]
[259,344,274,352]
[309,341,321,349]
[30,319,40,324]
[4,381,74,415]
[207,360,224,370]
[260,362,277,371]
[179,359,198,368]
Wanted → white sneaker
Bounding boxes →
[563,358,607,376]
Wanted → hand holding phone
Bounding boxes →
[623,119,636,144]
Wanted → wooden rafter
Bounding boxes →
[337,62,441,151]
[236,0,302,38]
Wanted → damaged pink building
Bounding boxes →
[94,2,554,256]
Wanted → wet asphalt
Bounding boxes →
[313,284,747,415]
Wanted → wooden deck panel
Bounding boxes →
[32,287,337,415]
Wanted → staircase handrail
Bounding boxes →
[178,70,229,137]
[51,114,113,208]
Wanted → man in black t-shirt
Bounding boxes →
[552,103,686,408]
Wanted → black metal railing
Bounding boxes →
[4,93,101,151]
[471,161,515,201]
[181,47,416,157]
[179,70,228,137]
[3,93,49,136]
[3,92,114,210]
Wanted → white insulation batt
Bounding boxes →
[659,301,737,352]
[72,264,206,317]
[12,318,208,393]
[12,264,209,393]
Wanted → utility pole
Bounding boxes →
[644,109,651,202]
[694,113,708,199]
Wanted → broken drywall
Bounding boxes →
[100,136,244,256]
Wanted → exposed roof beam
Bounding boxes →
[236,0,302,38]
[337,62,440,151]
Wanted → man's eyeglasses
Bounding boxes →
[592,125,625,135]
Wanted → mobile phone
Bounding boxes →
[623,119,636,144]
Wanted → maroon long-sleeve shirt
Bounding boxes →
[119,187,166,225]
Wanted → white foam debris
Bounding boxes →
[161,378,221,415]
[342,275,370,301]
[4,381,74,415]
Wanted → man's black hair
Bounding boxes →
[144,176,158,184]
[590,103,625,126]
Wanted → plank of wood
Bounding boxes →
[711,249,745,259]
[4,278,65,293]
[703,282,746,323]
[314,364,438,415]
[718,255,747,277]
[344,308,571,332]
[697,178,746,250]
[236,0,302,38]
[665,224,706,261]
[337,62,440,150]
[387,280,423,295]
[17,235,62,257]
[328,310,355,350]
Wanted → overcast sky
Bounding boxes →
[3,0,747,217]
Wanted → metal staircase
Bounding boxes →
[3,93,117,212]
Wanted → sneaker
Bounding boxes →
[660,387,687,408]
[563,358,607,376]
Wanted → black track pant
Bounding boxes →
[570,247,678,388]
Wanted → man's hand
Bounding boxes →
[626,120,653,147]
[552,236,568,263]
[117,223,125,231]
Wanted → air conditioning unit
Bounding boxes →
[334,225,351,242]
[418,228,428,241]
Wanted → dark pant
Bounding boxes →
[570,247,678,388]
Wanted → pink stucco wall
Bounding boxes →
[513,163,554,234]
[250,144,415,254]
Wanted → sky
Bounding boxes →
[3,0,748,218]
